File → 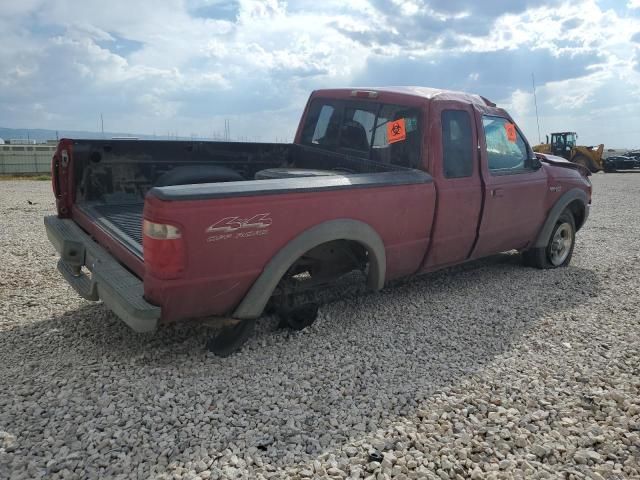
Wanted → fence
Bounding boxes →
[0,145,56,174]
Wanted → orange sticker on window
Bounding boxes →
[504,123,517,143]
[387,118,406,144]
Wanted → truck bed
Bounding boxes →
[68,140,294,262]
[77,203,144,258]
[63,139,426,284]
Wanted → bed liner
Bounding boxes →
[78,203,144,258]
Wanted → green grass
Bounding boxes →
[0,174,51,181]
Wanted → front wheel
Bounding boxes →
[523,211,576,269]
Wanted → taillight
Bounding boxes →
[143,220,182,240]
[143,220,185,279]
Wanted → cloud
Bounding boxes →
[562,18,584,30]
[0,0,638,147]
[351,49,605,100]
[501,58,640,147]
[96,34,145,56]
[502,89,534,118]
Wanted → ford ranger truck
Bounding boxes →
[45,87,592,356]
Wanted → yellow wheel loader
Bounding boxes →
[533,132,604,173]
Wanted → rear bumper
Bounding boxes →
[44,216,160,333]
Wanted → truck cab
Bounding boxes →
[299,88,580,270]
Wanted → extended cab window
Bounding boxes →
[371,105,421,168]
[442,110,473,178]
[482,116,531,173]
[301,99,421,168]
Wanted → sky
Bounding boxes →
[1,0,639,147]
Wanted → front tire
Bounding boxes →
[523,211,576,269]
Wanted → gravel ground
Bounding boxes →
[0,174,639,480]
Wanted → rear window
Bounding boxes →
[308,104,336,146]
[301,98,422,169]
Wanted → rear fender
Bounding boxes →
[233,219,386,319]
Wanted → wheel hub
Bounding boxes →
[549,223,573,266]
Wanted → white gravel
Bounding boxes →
[0,174,639,480]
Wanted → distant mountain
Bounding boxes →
[0,127,208,142]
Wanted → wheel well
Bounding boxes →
[302,239,368,268]
[567,200,586,231]
[232,219,386,319]
[279,239,370,288]
[267,240,372,312]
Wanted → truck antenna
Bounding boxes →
[532,73,542,144]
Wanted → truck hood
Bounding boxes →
[535,152,591,177]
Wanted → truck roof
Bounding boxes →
[312,86,495,107]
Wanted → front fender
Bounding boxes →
[533,188,588,248]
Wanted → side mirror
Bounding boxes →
[529,156,542,170]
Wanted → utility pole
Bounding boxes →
[531,73,542,144]
[101,113,104,138]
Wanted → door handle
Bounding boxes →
[491,188,504,198]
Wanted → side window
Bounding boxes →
[441,110,473,178]
[301,101,339,148]
[371,105,421,168]
[482,116,530,173]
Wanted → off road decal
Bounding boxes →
[504,123,517,143]
[387,118,406,144]
[206,213,272,242]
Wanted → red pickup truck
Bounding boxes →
[45,87,591,355]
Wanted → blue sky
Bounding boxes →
[1,0,639,147]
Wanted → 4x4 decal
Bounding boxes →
[206,213,272,242]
